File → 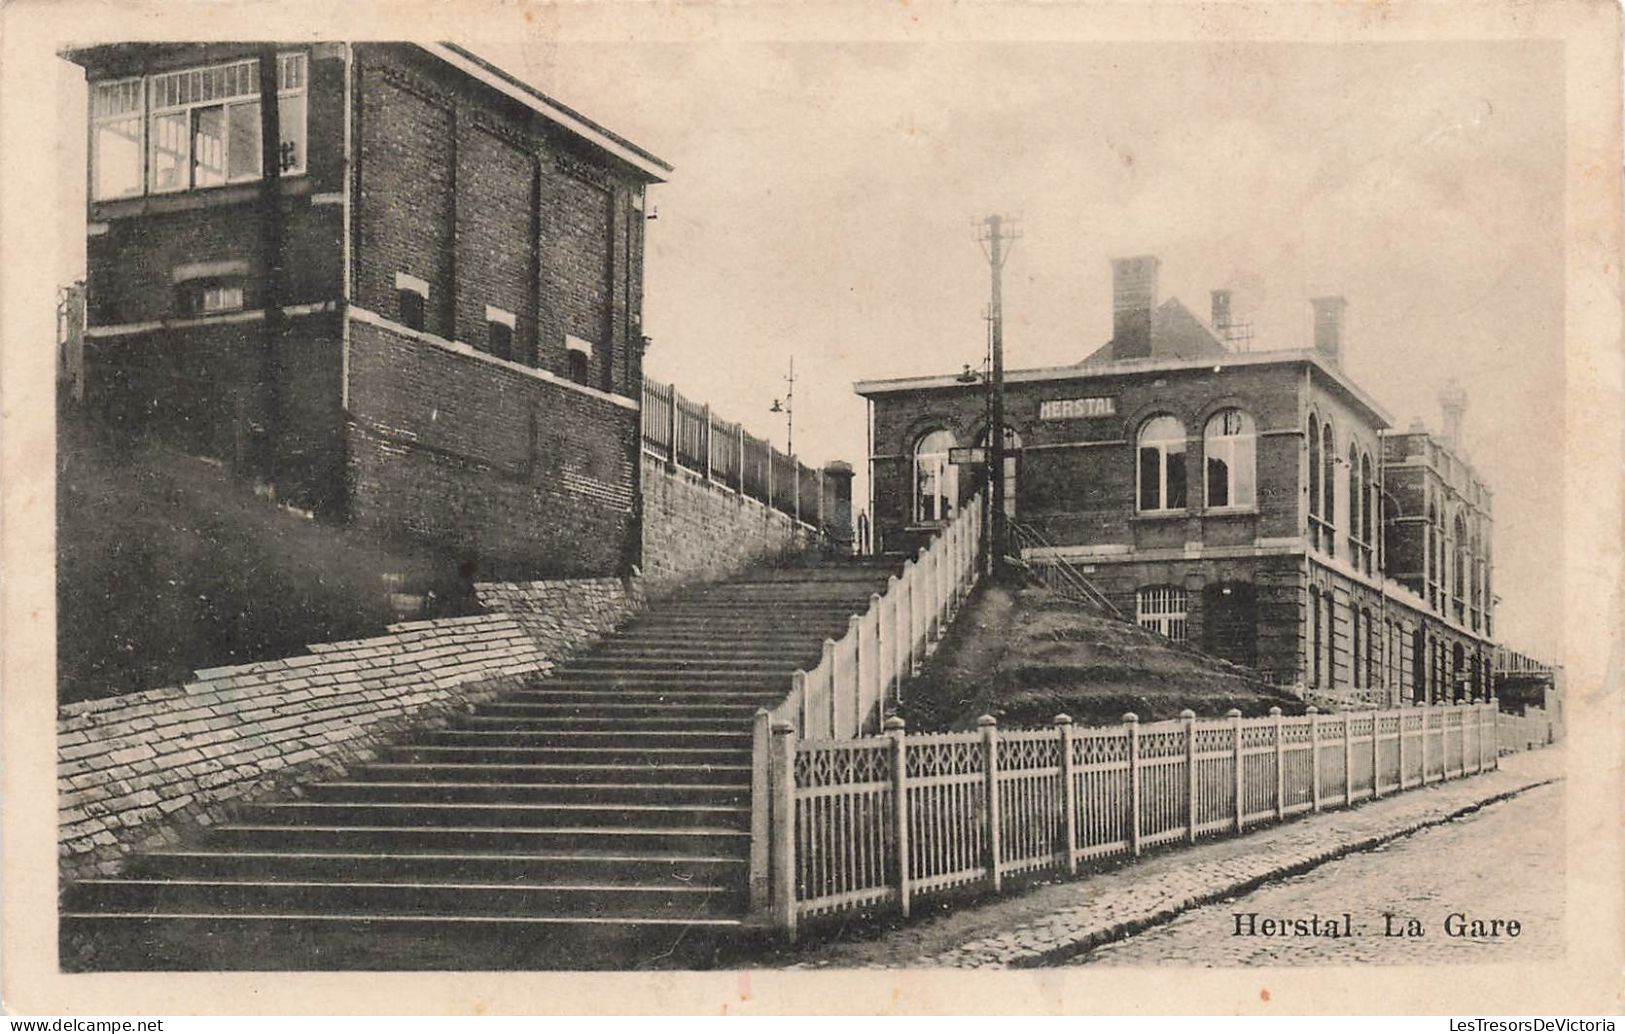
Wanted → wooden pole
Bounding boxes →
[1229,708,1244,831]
[1182,709,1198,844]
[1271,706,1285,819]
[979,715,1002,892]
[1125,712,1142,856]
[748,708,771,915]
[1057,714,1078,872]
[1308,706,1322,812]
[1344,712,1355,806]
[885,715,911,917]
[769,720,798,941]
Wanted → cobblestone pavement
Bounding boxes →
[1073,779,1563,966]
[774,747,1563,969]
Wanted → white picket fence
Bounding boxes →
[768,491,984,740]
[757,701,1501,936]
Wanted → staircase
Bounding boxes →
[60,557,901,971]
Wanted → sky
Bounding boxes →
[52,38,1567,661]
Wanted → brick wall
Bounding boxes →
[58,576,641,882]
[344,314,638,579]
[640,453,814,598]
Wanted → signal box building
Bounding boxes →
[65,42,667,579]
[856,256,1496,702]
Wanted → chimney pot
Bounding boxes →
[1310,295,1347,364]
[1111,255,1160,360]
[1210,289,1232,334]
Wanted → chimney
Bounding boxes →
[1310,295,1347,364]
[1210,289,1232,335]
[1438,379,1467,448]
[1111,255,1160,360]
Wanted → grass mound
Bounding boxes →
[900,579,1300,730]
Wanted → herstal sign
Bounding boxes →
[1039,396,1117,420]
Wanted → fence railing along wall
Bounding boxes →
[642,377,829,530]
[758,700,1501,936]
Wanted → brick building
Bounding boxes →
[66,42,668,579]
[856,255,1496,703]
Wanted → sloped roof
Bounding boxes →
[1078,296,1228,367]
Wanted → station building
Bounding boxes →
[856,256,1496,702]
[65,42,667,579]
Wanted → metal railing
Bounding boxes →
[642,376,829,529]
[757,700,1504,937]
[1007,520,1122,618]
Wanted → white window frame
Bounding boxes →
[1136,415,1188,513]
[1136,585,1189,642]
[913,429,958,524]
[1203,408,1256,510]
[90,76,146,201]
[94,52,308,199]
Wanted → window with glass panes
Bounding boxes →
[90,53,307,200]
[1137,415,1187,512]
[1203,408,1256,509]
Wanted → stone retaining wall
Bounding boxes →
[58,577,642,881]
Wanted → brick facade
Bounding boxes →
[69,43,670,583]
[860,288,1498,702]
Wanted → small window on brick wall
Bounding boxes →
[175,276,247,317]
[395,272,429,332]
[486,305,516,362]
[565,334,594,386]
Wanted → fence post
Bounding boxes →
[793,670,808,736]
[847,614,863,734]
[979,715,1002,893]
[769,720,798,941]
[1270,706,1285,820]
[1371,708,1383,799]
[1397,706,1408,789]
[1056,714,1078,873]
[866,594,883,726]
[1489,698,1499,770]
[880,578,898,713]
[1182,709,1198,844]
[886,715,911,917]
[1125,712,1142,856]
[822,638,838,737]
[702,404,713,483]
[766,448,775,512]
[1343,711,1355,806]
[794,460,802,525]
[899,562,916,679]
[1229,709,1244,832]
[736,424,746,495]
[1308,706,1322,812]
[748,708,771,916]
[667,387,679,469]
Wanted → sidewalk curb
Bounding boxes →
[996,775,1561,969]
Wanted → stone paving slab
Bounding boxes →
[782,747,1564,969]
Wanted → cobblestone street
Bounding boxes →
[772,747,1562,969]
[1071,780,1564,967]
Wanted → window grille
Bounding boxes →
[1136,585,1189,642]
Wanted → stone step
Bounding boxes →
[533,671,784,686]
[206,822,752,855]
[453,714,757,732]
[127,848,747,885]
[66,876,743,919]
[304,779,748,806]
[555,657,801,675]
[350,761,753,786]
[475,700,770,719]
[382,744,751,766]
[417,728,752,749]
[242,799,752,831]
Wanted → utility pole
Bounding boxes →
[771,355,795,455]
[979,215,1018,575]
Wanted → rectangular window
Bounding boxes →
[488,322,513,361]
[198,283,244,314]
[1136,586,1189,642]
[399,289,426,331]
[91,78,145,200]
[97,52,307,200]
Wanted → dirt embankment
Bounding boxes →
[899,580,1300,731]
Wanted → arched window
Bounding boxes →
[1308,415,1322,520]
[1137,415,1187,512]
[1321,422,1336,554]
[1453,512,1469,620]
[1347,442,1361,556]
[1204,409,1256,509]
[1136,585,1188,641]
[1361,452,1376,574]
[913,429,958,523]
